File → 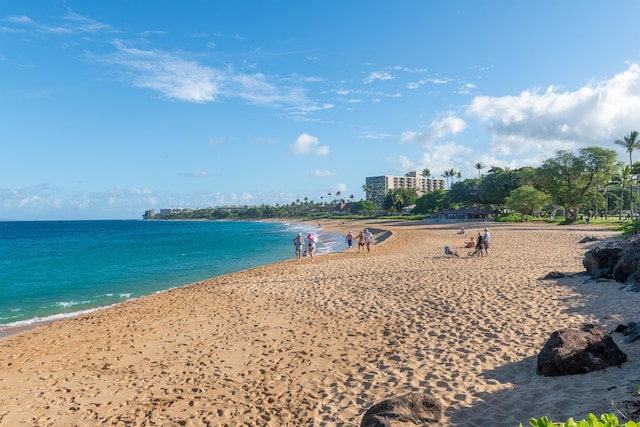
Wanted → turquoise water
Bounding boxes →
[0,220,344,330]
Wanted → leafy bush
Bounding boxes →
[521,413,638,427]
[496,213,524,222]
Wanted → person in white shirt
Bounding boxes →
[483,227,491,257]
[363,229,373,253]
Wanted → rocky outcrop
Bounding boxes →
[613,322,640,343]
[361,392,444,426]
[536,324,627,377]
[583,246,623,279]
[581,232,640,288]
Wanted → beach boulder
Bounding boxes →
[582,246,623,279]
[360,392,444,426]
[613,322,640,343]
[536,324,627,377]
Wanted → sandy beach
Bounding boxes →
[1,219,639,426]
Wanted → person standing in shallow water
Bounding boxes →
[345,230,354,251]
[293,233,305,260]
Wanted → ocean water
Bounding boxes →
[0,220,345,331]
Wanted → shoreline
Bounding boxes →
[0,221,346,338]
[1,220,638,425]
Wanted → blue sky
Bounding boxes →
[2,1,640,220]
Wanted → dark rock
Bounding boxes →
[612,322,640,343]
[541,271,574,279]
[583,247,623,279]
[537,324,627,376]
[579,236,600,243]
[361,392,444,427]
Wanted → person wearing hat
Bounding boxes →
[482,227,491,256]
[293,233,305,260]
[345,230,355,251]
[306,233,316,259]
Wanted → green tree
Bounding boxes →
[422,168,431,178]
[477,167,520,210]
[611,163,631,214]
[537,147,618,221]
[448,179,480,207]
[475,162,485,178]
[382,188,418,213]
[615,131,640,213]
[351,200,378,216]
[414,189,450,214]
[505,185,551,219]
[615,130,640,170]
[441,170,451,188]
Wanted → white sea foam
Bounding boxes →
[0,304,118,333]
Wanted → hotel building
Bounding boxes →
[365,171,445,206]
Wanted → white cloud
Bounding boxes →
[95,41,309,105]
[364,71,395,84]
[397,140,477,178]
[466,62,640,160]
[401,115,467,147]
[313,170,335,177]
[290,133,330,156]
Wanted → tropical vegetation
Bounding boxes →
[149,133,640,223]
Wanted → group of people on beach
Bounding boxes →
[463,227,491,257]
[294,228,374,260]
[293,233,317,260]
[344,229,373,253]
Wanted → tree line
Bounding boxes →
[149,132,640,222]
[412,132,640,220]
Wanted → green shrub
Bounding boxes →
[496,213,524,222]
[521,413,638,427]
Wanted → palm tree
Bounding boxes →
[442,168,456,188]
[615,131,640,169]
[614,164,631,216]
[456,170,462,182]
[422,168,431,178]
[475,162,485,178]
[616,131,640,213]
[441,170,451,188]
[362,184,373,201]
[328,192,332,205]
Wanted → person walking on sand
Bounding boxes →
[345,230,354,251]
[293,233,305,260]
[355,230,366,253]
[306,233,316,259]
[363,229,373,253]
[483,227,491,257]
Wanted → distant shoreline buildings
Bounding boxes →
[365,171,445,206]
[144,171,445,219]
